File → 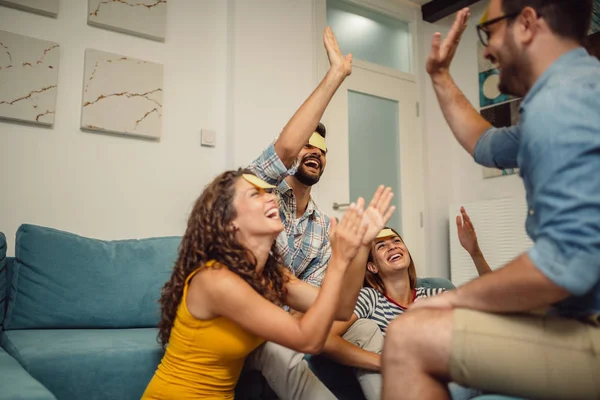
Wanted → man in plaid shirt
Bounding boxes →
[248,121,331,288]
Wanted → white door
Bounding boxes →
[314,63,426,270]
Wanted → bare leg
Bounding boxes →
[382,309,454,400]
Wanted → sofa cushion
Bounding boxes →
[0,345,57,400]
[417,276,456,291]
[0,232,6,324]
[4,224,180,329]
[1,328,163,400]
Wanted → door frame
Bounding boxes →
[311,0,429,270]
[312,0,422,83]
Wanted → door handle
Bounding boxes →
[332,202,350,211]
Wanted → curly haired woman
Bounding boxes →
[141,169,395,399]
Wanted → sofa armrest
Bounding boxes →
[0,346,56,400]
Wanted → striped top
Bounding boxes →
[354,286,446,335]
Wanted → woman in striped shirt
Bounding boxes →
[321,207,491,400]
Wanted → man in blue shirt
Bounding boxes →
[382,1,600,399]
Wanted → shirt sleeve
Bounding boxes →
[473,125,521,169]
[523,87,600,296]
[247,142,298,186]
[354,288,378,319]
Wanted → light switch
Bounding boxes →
[201,129,216,147]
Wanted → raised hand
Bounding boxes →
[330,199,368,264]
[323,26,352,78]
[426,7,470,78]
[360,185,395,246]
[456,206,481,256]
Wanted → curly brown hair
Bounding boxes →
[364,228,417,295]
[157,168,288,348]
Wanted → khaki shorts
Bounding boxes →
[450,309,600,400]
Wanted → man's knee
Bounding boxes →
[386,309,453,353]
[384,309,454,375]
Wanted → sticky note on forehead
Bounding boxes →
[480,6,489,24]
[309,132,327,152]
[376,228,395,239]
[242,174,275,189]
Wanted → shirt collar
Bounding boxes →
[521,47,588,111]
[278,180,318,217]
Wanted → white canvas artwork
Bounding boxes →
[88,0,167,42]
[0,0,59,17]
[81,49,163,139]
[0,31,59,126]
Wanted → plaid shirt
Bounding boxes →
[248,143,332,287]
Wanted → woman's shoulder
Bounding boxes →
[414,286,446,298]
[188,261,236,291]
[359,286,383,301]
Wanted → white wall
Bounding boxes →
[418,2,526,278]
[0,0,229,254]
[0,0,527,272]
[229,0,317,169]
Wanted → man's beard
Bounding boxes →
[497,33,528,98]
[498,62,523,97]
[294,160,323,186]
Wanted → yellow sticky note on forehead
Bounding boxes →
[242,174,275,189]
[480,7,489,24]
[376,228,395,239]
[308,132,327,152]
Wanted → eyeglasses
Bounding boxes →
[476,11,521,46]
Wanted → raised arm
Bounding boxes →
[274,27,352,167]
[456,206,492,276]
[427,8,492,155]
[196,203,367,354]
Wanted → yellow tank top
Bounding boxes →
[142,260,265,399]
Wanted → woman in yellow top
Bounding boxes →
[142,168,395,399]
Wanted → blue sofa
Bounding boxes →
[0,224,522,400]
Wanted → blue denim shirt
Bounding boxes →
[474,48,600,319]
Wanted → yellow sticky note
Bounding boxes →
[480,7,489,24]
[308,132,327,152]
[376,228,395,239]
[242,174,275,189]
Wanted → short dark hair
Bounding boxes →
[502,0,593,44]
[315,122,326,138]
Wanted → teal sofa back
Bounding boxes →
[0,232,6,324]
[4,224,181,330]
[417,276,456,291]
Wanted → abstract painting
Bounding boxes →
[477,40,520,179]
[0,30,59,126]
[0,0,59,17]
[477,41,514,108]
[480,99,522,179]
[587,1,600,58]
[88,0,167,42]
[81,49,163,139]
[590,0,600,35]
